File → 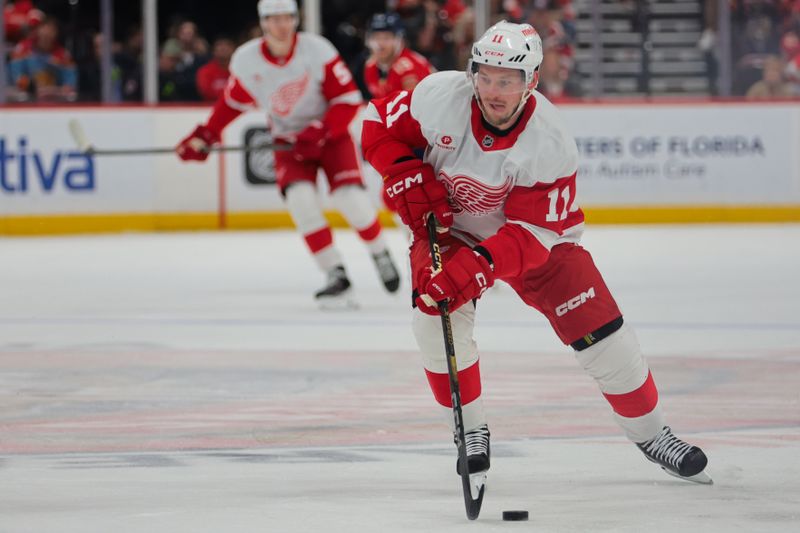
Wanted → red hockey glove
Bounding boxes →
[421,248,494,313]
[383,159,453,237]
[176,124,220,162]
[293,121,327,163]
[413,267,439,315]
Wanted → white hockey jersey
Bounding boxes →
[362,71,585,258]
[222,33,363,138]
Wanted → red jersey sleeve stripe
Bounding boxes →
[361,91,428,175]
[505,173,582,235]
[223,76,257,111]
[321,56,362,103]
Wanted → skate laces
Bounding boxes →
[640,426,694,469]
[464,424,490,457]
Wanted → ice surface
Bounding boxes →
[1,225,799,532]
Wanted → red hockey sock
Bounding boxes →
[356,218,381,243]
[304,227,334,253]
[425,361,482,407]
[603,371,659,417]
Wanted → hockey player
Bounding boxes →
[176,0,400,306]
[362,12,435,100]
[358,12,435,221]
[362,21,711,487]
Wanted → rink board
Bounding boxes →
[1,102,799,234]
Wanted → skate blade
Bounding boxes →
[316,293,359,311]
[468,470,487,500]
[663,467,714,485]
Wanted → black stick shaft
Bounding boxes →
[425,215,479,520]
[84,144,291,156]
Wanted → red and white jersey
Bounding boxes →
[363,70,585,253]
[222,33,362,138]
[364,47,434,99]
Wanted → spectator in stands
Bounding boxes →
[537,40,582,100]
[448,0,475,68]
[196,36,235,101]
[746,55,795,98]
[162,20,209,68]
[159,40,200,101]
[3,0,44,45]
[116,25,144,101]
[395,0,465,70]
[160,20,209,100]
[732,0,784,94]
[527,0,576,61]
[698,0,718,52]
[8,17,77,102]
[77,32,123,102]
[159,20,208,101]
[781,30,800,89]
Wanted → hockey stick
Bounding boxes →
[425,214,485,521]
[67,119,291,156]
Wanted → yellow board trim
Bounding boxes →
[583,205,800,224]
[2,206,799,236]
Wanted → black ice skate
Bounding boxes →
[456,424,491,475]
[455,424,490,506]
[372,250,400,293]
[314,266,357,309]
[637,426,713,484]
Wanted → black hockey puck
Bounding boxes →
[502,510,529,521]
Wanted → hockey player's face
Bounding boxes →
[368,31,401,63]
[474,64,527,128]
[261,14,297,42]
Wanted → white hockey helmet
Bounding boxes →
[257,0,298,17]
[468,21,544,118]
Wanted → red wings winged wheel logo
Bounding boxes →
[271,72,310,117]
[439,171,512,216]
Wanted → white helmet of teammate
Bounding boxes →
[257,0,298,17]
[467,21,544,120]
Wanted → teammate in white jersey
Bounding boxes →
[176,0,400,306]
[362,21,711,485]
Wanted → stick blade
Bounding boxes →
[464,482,485,520]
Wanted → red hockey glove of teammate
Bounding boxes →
[418,248,495,313]
[176,124,220,162]
[383,159,453,237]
[293,121,327,163]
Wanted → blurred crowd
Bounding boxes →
[730,0,800,99]
[2,0,798,104]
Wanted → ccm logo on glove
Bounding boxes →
[386,172,424,198]
[383,159,453,237]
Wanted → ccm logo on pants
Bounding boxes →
[556,287,595,317]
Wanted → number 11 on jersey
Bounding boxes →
[545,185,573,222]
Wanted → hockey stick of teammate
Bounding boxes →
[425,214,485,520]
[67,119,291,156]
